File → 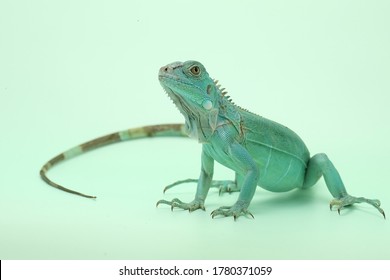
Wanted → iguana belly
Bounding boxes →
[254,146,307,192]
[245,117,310,192]
[205,142,308,193]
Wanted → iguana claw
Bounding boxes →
[156,198,205,212]
[329,195,386,219]
[216,180,240,196]
[211,208,254,221]
[210,201,254,220]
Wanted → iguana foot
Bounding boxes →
[330,195,385,218]
[212,180,240,195]
[211,201,254,221]
[163,178,239,195]
[156,198,205,212]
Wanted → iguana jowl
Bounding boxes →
[40,60,385,219]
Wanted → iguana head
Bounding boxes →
[158,60,223,142]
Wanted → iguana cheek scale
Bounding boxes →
[40,60,385,220]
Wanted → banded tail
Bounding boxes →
[40,124,187,198]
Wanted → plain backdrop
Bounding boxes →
[1,0,389,259]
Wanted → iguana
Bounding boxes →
[40,60,385,219]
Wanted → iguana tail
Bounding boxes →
[40,123,187,198]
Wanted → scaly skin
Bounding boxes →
[40,124,187,198]
[156,61,384,219]
[40,60,385,220]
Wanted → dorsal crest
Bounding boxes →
[213,79,255,115]
[213,79,228,97]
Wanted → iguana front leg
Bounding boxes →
[156,148,214,212]
[209,142,259,220]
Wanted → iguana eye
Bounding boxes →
[190,65,201,76]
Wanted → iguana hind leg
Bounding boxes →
[302,153,385,218]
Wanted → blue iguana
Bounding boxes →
[40,60,385,219]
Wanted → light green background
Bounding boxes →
[1,0,389,259]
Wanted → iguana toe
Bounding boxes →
[162,179,239,196]
[211,202,254,220]
[212,180,239,196]
[156,198,205,212]
[329,195,385,218]
[162,179,198,193]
